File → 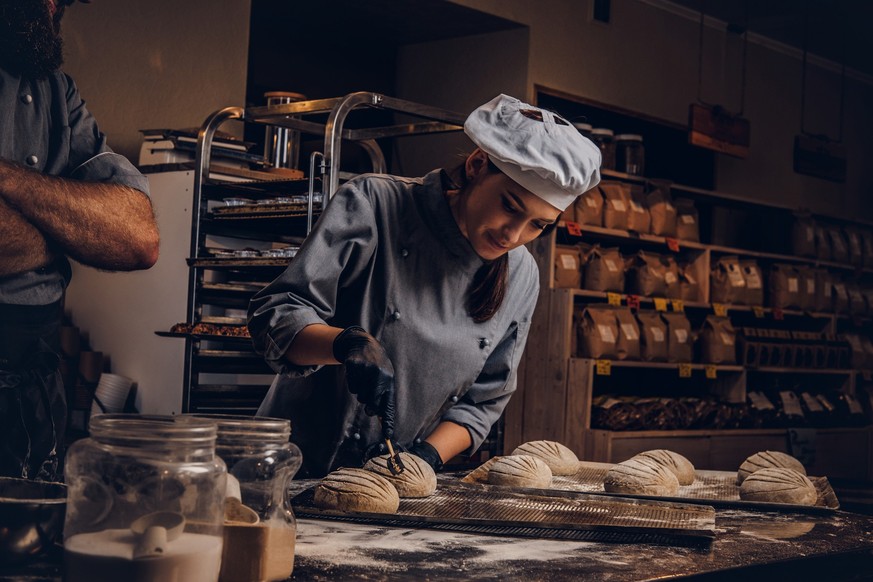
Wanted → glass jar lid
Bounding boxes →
[590,128,614,136]
[572,122,593,132]
[615,133,644,142]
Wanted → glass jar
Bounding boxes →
[615,133,645,176]
[64,414,226,582]
[192,414,302,582]
[590,128,616,170]
[572,122,593,140]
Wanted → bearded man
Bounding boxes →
[0,0,159,480]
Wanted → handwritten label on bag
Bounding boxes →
[595,359,612,376]
[788,277,799,293]
[749,391,776,411]
[846,394,863,415]
[675,329,688,343]
[705,365,717,379]
[652,328,666,343]
[678,363,692,378]
[560,254,578,270]
[607,292,622,306]
[720,332,735,346]
[586,197,598,208]
[780,391,804,417]
[611,200,626,212]
[665,271,678,285]
[654,298,668,312]
[745,270,762,289]
[680,214,696,224]
[620,323,640,340]
[802,392,824,413]
[604,259,619,272]
[807,279,816,294]
[597,324,617,343]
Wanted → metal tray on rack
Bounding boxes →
[460,458,839,514]
[290,479,715,546]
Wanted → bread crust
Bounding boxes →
[487,455,553,488]
[313,467,400,513]
[511,440,579,476]
[364,452,437,498]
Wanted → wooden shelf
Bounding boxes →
[577,358,744,373]
[748,366,854,375]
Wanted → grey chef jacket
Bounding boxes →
[0,67,150,305]
[248,169,539,477]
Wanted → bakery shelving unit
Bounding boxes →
[509,166,873,482]
[157,92,464,415]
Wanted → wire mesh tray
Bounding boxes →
[291,480,715,546]
[461,458,839,514]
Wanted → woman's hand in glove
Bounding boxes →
[332,326,396,438]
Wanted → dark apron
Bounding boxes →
[0,300,66,481]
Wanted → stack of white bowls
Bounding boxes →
[90,373,133,417]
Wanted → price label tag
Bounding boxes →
[626,295,641,310]
[713,303,728,317]
[671,299,685,312]
[565,221,583,237]
[595,359,612,376]
[705,365,717,379]
[607,292,622,306]
[654,298,668,312]
[773,308,785,321]
[678,363,692,378]
[752,306,766,318]
[666,237,680,253]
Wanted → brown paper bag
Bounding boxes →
[739,260,764,306]
[711,256,746,304]
[791,214,817,258]
[647,186,677,238]
[675,198,700,242]
[553,245,581,288]
[832,279,849,314]
[601,182,630,230]
[861,230,873,268]
[582,246,625,292]
[636,311,668,362]
[700,316,737,364]
[661,312,693,363]
[615,308,641,360]
[768,263,801,309]
[828,227,849,263]
[796,266,816,311]
[573,186,604,226]
[627,187,651,233]
[844,227,863,267]
[578,307,619,359]
[663,255,681,299]
[626,251,667,297]
[814,269,833,312]
[815,226,832,261]
[678,264,700,302]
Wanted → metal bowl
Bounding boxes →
[0,476,66,564]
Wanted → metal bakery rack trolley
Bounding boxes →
[156,92,464,415]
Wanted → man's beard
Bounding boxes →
[0,0,65,79]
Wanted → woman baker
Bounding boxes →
[248,94,601,477]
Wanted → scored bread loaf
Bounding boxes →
[737,451,806,485]
[313,467,400,514]
[510,440,579,476]
[739,467,817,505]
[363,452,437,498]
[487,455,553,488]
[603,456,680,496]
[634,449,695,485]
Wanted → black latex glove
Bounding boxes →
[333,326,396,439]
[407,441,444,472]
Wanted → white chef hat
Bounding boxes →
[464,94,602,211]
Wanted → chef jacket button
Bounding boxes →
[26,155,38,166]
[414,438,422,445]
[378,443,387,453]
[479,338,491,349]
[392,310,401,321]
[21,94,33,104]
[450,395,459,403]
[352,432,361,441]
[400,248,409,258]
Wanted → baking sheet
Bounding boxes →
[460,458,839,514]
[291,480,715,546]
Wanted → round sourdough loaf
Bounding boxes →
[635,449,696,485]
[603,456,680,496]
[511,440,579,476]
[313,467,400,513]
[739,467,817,505]
[487,455,553,488]
[736,451,806,485]
[363,452,437,498]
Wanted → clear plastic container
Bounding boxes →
[192,414,302,582]
[615,133,645,176]
[590,128,616,170]
[64,414,226,582]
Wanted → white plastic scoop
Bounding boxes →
[130,511,186,559]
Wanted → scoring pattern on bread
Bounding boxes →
[737,451,806,485]
[363,452,437,498]
[603,456,680,496]
[635,449,695,485]
[511,440,579,476]
[738,467,817,505]
[313,467,400,513]
[487,455,553,488]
